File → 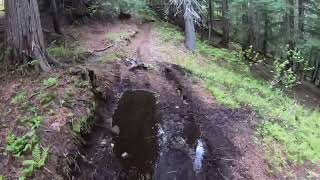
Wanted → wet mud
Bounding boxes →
[65,47,260,180]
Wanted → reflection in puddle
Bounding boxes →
[194,139,205,173]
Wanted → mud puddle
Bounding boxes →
[66,62,251,180]
[113,90,159,179]
[70,89,207,179]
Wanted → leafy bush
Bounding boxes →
[272,48,313,89]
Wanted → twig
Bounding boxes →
[217,168,229,180]
[92,44,114,53]
[29,84,56,99]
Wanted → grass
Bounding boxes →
[47,43,87,63]
[157,23,320,175]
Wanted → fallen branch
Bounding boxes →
[92,44,114,53]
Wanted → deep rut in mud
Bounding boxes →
[67,63,244,180]
[65,23,259,180]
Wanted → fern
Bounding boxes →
[33,144,41,163]
[42,77,58,87]
[21,144,50,178]
[6,133,31,157]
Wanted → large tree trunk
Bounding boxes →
[221,0,229,47]
[5,0,51,72]
[183,1,196,51]
[51,0,62,34]
[208,0,213,42]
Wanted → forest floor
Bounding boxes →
[0,17,319,180]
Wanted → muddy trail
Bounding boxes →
[65,23,267,180]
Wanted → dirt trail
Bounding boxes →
[65,21,270,180]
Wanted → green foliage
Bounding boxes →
[88,0,150,18]
[6,131,36,157]
[157,23,184,44]
[272,48,313,89]
[39,92,57,105]
[21,116,44,129]
[11,91,28,106]
[272,59,297,89]
[157,24,320,172]
[72,117,90,135]
[238,45,264,65]
[43,77,58,87]
[21,144,49,178]
[47,43,87,63]
[0,175,5,180]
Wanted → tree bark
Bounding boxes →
[221,0,229,47]
[183,1,196,51]
[5,0,52,72]
[208,0,213,42]
[263,11,269,56]
[51,0,62,34]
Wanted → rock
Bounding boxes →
[111,125,120,135]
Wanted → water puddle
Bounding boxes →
[193,139,205,173]
[112,90,159,179]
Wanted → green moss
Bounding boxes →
[47,43,87,62]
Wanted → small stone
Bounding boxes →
[175,106,179,109]
[145,173,151,179]
[121,152,128,158]
[111,125,120,135]
[100,139,107,146]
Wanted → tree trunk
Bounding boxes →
[183,2,196,51]
[221,0,229,47]
[263,11,269,56]
[51,0,62,34]
[208,0,213,42]
[5,0,52,72]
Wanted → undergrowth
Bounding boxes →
[47,42,88,63]
[157,23,320,175]
[5,77,60,179]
